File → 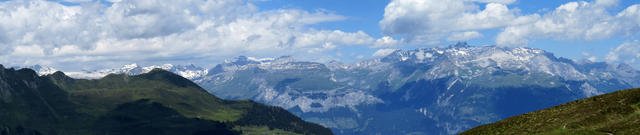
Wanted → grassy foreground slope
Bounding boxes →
[461,88,640,135]
[0,65,332,135]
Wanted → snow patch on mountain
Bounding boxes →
[335,43,631,84]
[25,65,58,76]
[62,63,207,79]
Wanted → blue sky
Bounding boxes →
[257,0,638,63]
[0,0,638,71]
[290,0,639,66]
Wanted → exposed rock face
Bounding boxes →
[189,44,639,134]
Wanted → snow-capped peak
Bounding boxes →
[343,44,598,81]
[122,63,139,70]
[141,64,174,72]
[24,65,59,76]
[247,56,276,62]
[224,56,295,66]
[59,64,207,79]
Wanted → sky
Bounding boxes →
[0,0,638,71]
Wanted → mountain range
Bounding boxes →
[22,43,640,134]
[0,65,332,135]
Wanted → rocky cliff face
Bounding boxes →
[190,43,639,134]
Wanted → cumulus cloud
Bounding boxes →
[446,31,483,41]
[379,0,536,45]
[588,56,597,62]
[0,0,384,70]
[465,0,516,4]
[373,36,399,48]
[61,0,93,3]
[380,0,639,49]
[606,40,640,67]
[496,0,640,46]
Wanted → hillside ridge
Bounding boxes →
[0,66,333,135]
[461,88,640,134]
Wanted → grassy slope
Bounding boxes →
[54,69,332,135]
[48,70,244,122]
[461,88,640,135]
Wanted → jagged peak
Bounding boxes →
[449,42,471,48]
[616,63,634,69]
[224,56,260,65]
[183,64,200,69]
[32,64,43,68]
[122,63,139,70]
[223,55,296,66]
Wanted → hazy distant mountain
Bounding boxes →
[47,63,209,80]
[190,43,640,134]
[13,64,59,76]
[26,43,640,134]
[0,65,332,135]
[461,88,640,134]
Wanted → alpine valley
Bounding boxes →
[27,43,640,135]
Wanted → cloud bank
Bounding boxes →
[497,0,640,46]
[1,0,639,70]
[607,40,640,68]
[380,0,640,46]
[0,0,388,70]
[379,0,537,45]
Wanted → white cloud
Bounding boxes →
[606,40,640,67]
[61,0,93,3]
[595,0,620,7]
[296,30,374,48]
[582,52,591,57]
[373,49,397,57]
[373,36,399,48]
[496,1,640,46]
[446,31,483,41]
[0,0,380,70]
[465,0,516,4]
[380,0,535,45]
[11,45,45,57]
[588,56,597,62]
[380,0,639,47]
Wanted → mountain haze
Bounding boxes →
[25,43,640,134]
[190,43,639,134]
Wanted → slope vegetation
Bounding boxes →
[0,65,332,135]
[461,88,640,135]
